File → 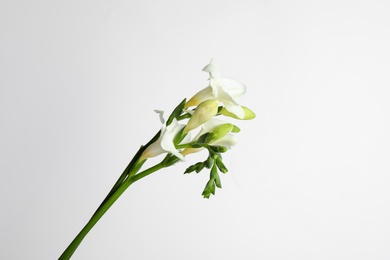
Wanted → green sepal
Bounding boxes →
[164,154,181,167]
[177,113,192,121]
[166,98,186,126]
[209,145,227,153]
[191,143,203,148]
[173,128,185,145]
[197,132,216,144]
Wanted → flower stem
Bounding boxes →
[59,179,133,260]
[59,162,165,260]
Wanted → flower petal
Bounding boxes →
[212,133,237,149]
[202,59,220,79]
[215,88,245,119]
[154,110,166,124]
[222,100,245,119]
[160,119,185,161]
[185,86,213,107]
[220,78,246,100]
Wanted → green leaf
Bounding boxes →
[166,98,186,126]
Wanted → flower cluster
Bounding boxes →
[140,59,255,198]
[59,59,256,260]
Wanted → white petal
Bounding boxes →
[209,78,219,97]
[180,131,192,145]
[212,134,237,149]
[154,110,165,124]
[220,78,246,100]
[190,118,228,141]
[202,59,220,79]
[223,101,245,119]
[215,87,245,119]
[140,130,165,160]
[160,119,185,161]
[203,118,227,132]
[186,86,214,107]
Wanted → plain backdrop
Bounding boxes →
[1,0,390,259]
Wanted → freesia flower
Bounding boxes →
[140,110,185,161]
[186,59,247,119]
[59,60,255,260]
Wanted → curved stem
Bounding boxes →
[59,179,134,260]
[95,130,161,214]
[59,162,166,260]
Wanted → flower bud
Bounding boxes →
[208,123,233,143]
[185,87,213,108]
[220,106,256,120]
[184,99,219,133]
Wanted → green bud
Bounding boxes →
[231,125,241,133]
[195,162,206,173]
[211,164,222,188]
[206,156,214,169]
[208,123,233,142]
[214,173,222,188]
[209,145,227,153]
[216,158,228,173]
[220,106,256,120]
[167,99,186,125]
[184,164,198,174]
[202,179,215,198]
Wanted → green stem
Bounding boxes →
[94,130,161,214]
[59,162,165,260]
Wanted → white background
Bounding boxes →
[1,1,390,259]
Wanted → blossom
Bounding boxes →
[140,110,185,161]
[186,59,247,119]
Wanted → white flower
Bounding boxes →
[140,110,185,161]
[186,59,246,119]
